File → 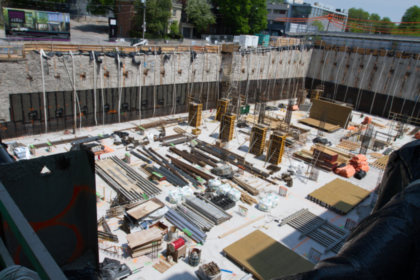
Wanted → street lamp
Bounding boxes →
[141,0,146,39]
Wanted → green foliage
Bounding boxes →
[214,0,267,35]
[185,0,215,33]
[132,0,172,38]
[347,7,397,34]
[87,0,115,15]
[399,5,420,35]
[311,20,324,31]
[169,20,182,38]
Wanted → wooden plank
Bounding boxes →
[218,216,265,239]
[126,198,164,220]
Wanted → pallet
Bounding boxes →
[153,259,173,273]
[371,155,390,170]
[336,140,361,151]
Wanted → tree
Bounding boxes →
[185,0,215,33]
[399,5,420,35]
[347,8,370,33]
[379,17,395,34]
[311,20,324,31]
[213,0,267,35]
[3,0,68,12]
[87,0,115,16]
[248,0,267,34]
[169,20,182,38]
[132,0,172,38]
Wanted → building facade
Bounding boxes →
[268,1,348,35]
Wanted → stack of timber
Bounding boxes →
[232,177,259,196]
[188,102,202,128]
[266,132,286,165]
[219,113,236,142]
[167,155,214,181]
[313,144,351,165]
[126,227,163,257]
[312,146,338,170]
[250,125,268,156]
[216,98,230,121]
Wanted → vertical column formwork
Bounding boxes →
[216,98,230,121]
[250,124,268,156]
[188,102,202,128]
[267,132,286,165]
[219,113,236,142]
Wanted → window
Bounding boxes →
[273,9,286,14]
[172,9,177,16]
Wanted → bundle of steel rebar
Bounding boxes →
[169,147,206,167]
[185,196,231,225]
[167,155,214,181]
[110,156,161,197]
[175,204,215,232]
[95,165,142,201]
[165,208,207,244]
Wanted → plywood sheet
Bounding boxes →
[127,198,164,220]
[309,99,352,128]
[307,178,370,215]
[298,118,341,132]
[223,230,314,280]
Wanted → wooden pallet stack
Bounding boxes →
[250,125,268,156]
[312,146,338,171]
[219,113,236,142]
[188,102,202,128]
[216,98,230,121]
[266,132,286,165]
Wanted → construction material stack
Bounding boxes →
[219,113,236,142]
[312,146,338,171]
[266,132,286,165]
[188,102,202,128]
[250,124,268,156]
[216,98,229,121]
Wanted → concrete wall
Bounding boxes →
[307,48,420,102]
[0,48,312,123]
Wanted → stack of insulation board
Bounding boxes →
[126,227,163,257]
[312,146,338,171]
[219,113,236,142]
[250,125,268,156]
[266,132,286,165]
[188,102,202,128]
[216,98,229,121]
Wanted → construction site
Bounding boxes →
[0,34,419,280]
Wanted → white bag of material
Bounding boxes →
[181,186,194,197]
[167,189,183,204]
[14,146,30,160]
[257,197,271,212]
[227,188,241,202]
[208,179,222,190]
[147,206,169,219]
[266,193,280,208]
[217,183,231,195]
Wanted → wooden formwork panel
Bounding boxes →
[220,114,236,142]
[267,133,286,165]
[188,102,202,128]
[309,99,352,129]
[223,230,314,280]
[307,178,370,215]
[298,118,341,132]
[250,125,267,156]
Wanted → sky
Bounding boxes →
[305,0,418,22]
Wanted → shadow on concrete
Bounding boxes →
[72,24,108,34]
